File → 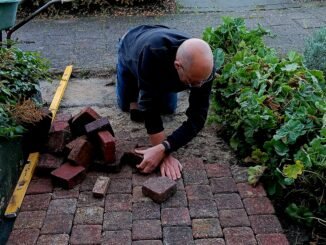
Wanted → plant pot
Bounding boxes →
[0,0,20,30]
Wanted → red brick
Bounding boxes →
[195,238,225,245]
[205,164,231,178]
[69,107,101,136]
[132,220,162,240]
[46,121,71,153]
[50,120,70,132]
[54,112,72,122]
[27,178,53,194]
[40,214,73,234]
[21,193,52,211]
[70,225,102,245]
[78,191,105,207]
[249,215,283,234]
[37,153,63,175]
[163,227,193,244]
[237,183,266,198]
[92,176,111,197]
[120,151,143,167]
[223,227,256,245]
[256,233,289,245]
[67,139,94,167]
[64,135,87,154]
[37,234,69,245]
[74,206,104,225]
[189,199,218,218]
[51,163,86,189]
[192,218,223,239]
[105,194,132,212]
[13,211,46,229]
[7,229,39,245]
[181,157,205,170]
[161,207,191,226]
[103,211,132,231]
[102,230,131,245]
[219,209,250,227]
[132,202,160,220]
[142,176,177,203]
[183,169,209,185]
[214,193,243,210]
[210,178,237,194]
[47,198,77,215]
[185,185,213,200]
[108,178,132,194]
[97,130,116,163]
[243,197,275,215]
[161,190,188,208]
[85,117,114,136]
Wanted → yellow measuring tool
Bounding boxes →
[4,65,73,218]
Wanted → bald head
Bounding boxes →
[175,38,214,86]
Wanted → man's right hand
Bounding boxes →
[160,154,182,180]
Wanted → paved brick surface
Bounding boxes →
[132,220,162,240]
[105,194,132,212]
[102,230,132,245]
[237,183,266,198]
[163,226,194,245]
[183,169,209,185]
[132,201,161,220]
[20,194,52,211]
[189,199,218,218]
[103,211,132,230]
[108,178,132,194]
[243,197,275,215]
[210,177,237,194]
[47,198,77,214]
[223,227,257,245]
[192,218,223,238]
[256,233,289,245]
[7,229,40,245]
[70,225,102,245]
[13,211,46,230]
[205,164,232,178]
[26,178,53,194]
[215,193,243,210]
[74,206,104,225]
[185,185,213,200]
[37,234,70,245]
[219,209,250,228]
[161,207,191,226]
[249,215,283,234]
[41,214,73,234]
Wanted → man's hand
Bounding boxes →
[135,144,165,174]
[160,155,182,180]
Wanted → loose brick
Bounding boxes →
[192,218,223,239]
[37,153,63,175]
[161,190,187,208]
[163,227,194,245]
[223,227,256,245]
[7,229,39,245]
[185,185,213,200]
[243,197,275,215]
[205,163,231,178]
[132,220,162,240]
[189,199,218,218]
[97,130,116,163]
[41,214,73,234]
[64,135,88,155]
[78,191,105,207]
[47,198,77,215]
[70,225,102,245]
[249,215,283,234]
[102,230,131,245]
[105,194,132,212]
[214,193,243,210]
[120,151,143,167]
[237,183,266,198]
[51,163,86,189]
[231,165,248,183]
[103,211,132,231]
[181,157,205,170]
[21,193,51,211]
[92,176,110,197]
[195,238,225,245]
[67,139,94,167]
[53,186,80,199]
[132,202,160,220]
[210,178,237,194]
[183,169,209,185]
[256,233,289,245]
[133,241,162,245]
[161,207,191,226]
[132,186,151,203]
[55,112,72,122]
[69,107,101,137]
[27,178,53,194]
[219,209,250,227]
[37,234,69,245]
[13,211,46,229]
[108,178,132,194]
[46,121,71,154]
[142,176,177,203]
[74,206,104,225]
[85,117,114,137]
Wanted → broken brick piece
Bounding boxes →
[142,177,177,203]
[51,163,86,189]
[64,136,88,155]
[67,139,94,168]
[46,120,72,154]
[69,107,101,137]
[120,151,143,167]
[97,131,116,163]
[92,176,111,197]
[85,117,115,137]
[37,153,64,175]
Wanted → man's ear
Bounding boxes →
[174,60,181,69]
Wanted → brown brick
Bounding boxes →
[161,190,187,208]
[74,206,104,225]
[223,227,256,245]
[67,139,94,167]
[237,183,266,198]
[256,233,289,245]
[205,164,231,178]
[142,176,177,203]
[7,229,39,245]
[52,186,80,199]
[85,117,114,137]
[120,151,143,167]
[21,193,51,211]
[133,241,162,245]
[108,178,132,194]
[46,121,71,154]
[69,107,101,137]
[70,225,102,245]
[37,234,69,245]
[249,215,283,234]
[195,238,225,245]
[132,220,162,240]
[219,209,250,227]
[13,211,46,229]
[181,157,205,170]
[103,211,132,231]
[51,163,86,189]
[189,199,218,218]
[185,185,213,200]
[41,214,73,234]
[55,113,72,122]
[161,207,191,226]
[132,202,160,220]
[183,170,209,185]
[92,176,110,197]
[64,135,87,155]
[97,130,116,163]
[214,193,243,210]
[37,153,63,175]
[243,197,275,215]
[163,227,194,245]
[105,194,132,212]
[132,186,151,203]
[78,191,105,207]
[102,230,131,245]
[210,178,237,194]
[47,198,77,215]
[192,218,223,239]
[27,178,53,194]
[231,165,248,183]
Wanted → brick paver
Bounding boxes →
[37,234,70,245]
[13,211,46,230]
[20,194,52,211]
[102,230,132,245]
[189,199,218,218]
[161,207,191,226]
[70,225,102,245]
[219,209,250,228]
[223,227,257,245]
[74,206,104,225]
[7,229,40,245]
[40,214,73,234]
[132,201,161,220]
[132,220,162,240]
[103,211,132,230]
[192,218,223,238]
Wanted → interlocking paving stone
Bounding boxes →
[21,194,52,211]
[53,186,80,199]
[243,197,275,215]
[237,183,266,198]
[161,207,191,226]
[103,211,132,230]
[108,165,133,179]
[74,206,104,225]
[192,218,223,239]
[132,173,159,186]
[194,238,225,245]
[181,157,205,170]
[7,229,39,245]
[133,240,162,245]
[132,201,161,220]
[219,209,250,228]
[210,178,237,194]
[132,220,162,240]
[223,227,257,245]
[142,176,177,203]
[105,194,132,212]
[102,230,132,245]
[230,166,248,183]
[47,198,77,215]
[256,233,289,245]
[163,226,194,245]
[77,191,104,207]
[161,190,188,208]
[70,225,102,245]
[13,211,46,229]
[108,178,132,193]
[176,178,185,190]
[189,199,218,218]
[27,178,53,194]
[80,175,99,191]
[205,164,231,178]
[132,186,151,202]
[185,185,213,200]
[37,234,69,245]
[249,215,283,234]
[41,214,73,234]
[214,193,243,210]
[183,169,209,185]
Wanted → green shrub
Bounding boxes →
[304,27,326,75]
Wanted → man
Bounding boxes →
[116,25,215,180]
